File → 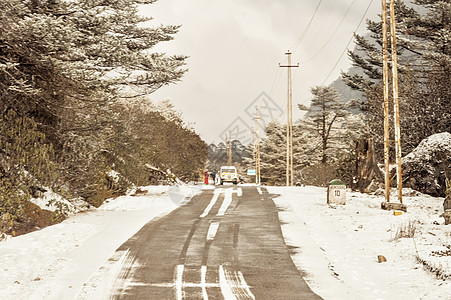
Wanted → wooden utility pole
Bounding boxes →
[252,127,257,184]
[226,133,232,165]
[255,107,261,185]
[252,126,256,178]
[390,0,403,203]
[279,51,299,186]
[381,0,391,203]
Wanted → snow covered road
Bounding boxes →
[0,185,450,299]
[105,186,319,299]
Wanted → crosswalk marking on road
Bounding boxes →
[219,265,255,300]
[176,264,184,300]
[201,265,209,300]
[143,264,255,300]
[219,265,237,300]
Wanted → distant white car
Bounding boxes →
[219,166,239,185]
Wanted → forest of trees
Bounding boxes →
[256,0,450,186]
[207,140,251,172]
[0,0,207,234]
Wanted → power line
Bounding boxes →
[295,0,374,108]
[274,0,373,112]
[320,0,374,86]
[269,66,282,98]
[300,0,357,64]
[301,0,339,51]
[290,0,323,53]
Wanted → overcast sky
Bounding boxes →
[140,0,381,145]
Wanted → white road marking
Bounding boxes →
[149,282,221,288]
[157,265,257,299]
[237,271,256,300]
[176,264,184,300]
[206,222,220,241]
[237,188,242,197]
[257,187,262,195]
[219,265,255,300]
[219,265,237,300]
[217,189,233,216]
[201,265,209,300]
[200,189,222,218]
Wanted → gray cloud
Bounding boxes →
[141,0,380,144]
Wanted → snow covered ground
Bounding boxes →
[269,186,451,300]
[1,185,450,300]
[0,185,200,300]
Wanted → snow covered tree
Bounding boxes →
[1,0,187,141]
[343,0,450,158]
[259,121,287,185]
[299,86,350,164]
[0,0,198,226]
[107,100,208,186]
[401,0,451,147]
[59,0,187,95]
[256,120,319,185]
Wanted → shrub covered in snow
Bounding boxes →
[401,132,451,197]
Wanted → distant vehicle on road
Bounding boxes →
[219,166,239,185]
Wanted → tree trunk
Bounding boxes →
[352,138,384,193]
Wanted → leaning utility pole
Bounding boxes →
[255,107,261,185]
[390,0,403,204]
[279,51,299,186]
[381,0,391,203]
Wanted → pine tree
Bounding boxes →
[0,0,198,217]
[343,0,450,157]
[257,120,319,185]
[299,86,350,164]
[402,0,451,141]
[259,121,287,185]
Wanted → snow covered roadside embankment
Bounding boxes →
[269,186,451,300]
[0,185,200,300]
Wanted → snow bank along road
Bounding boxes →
[106,186,321,299]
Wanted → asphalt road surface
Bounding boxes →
[109,186,322,300]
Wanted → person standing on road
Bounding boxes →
[215,170,221,185]
[204,170,209,184]
[211,171,216,183]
